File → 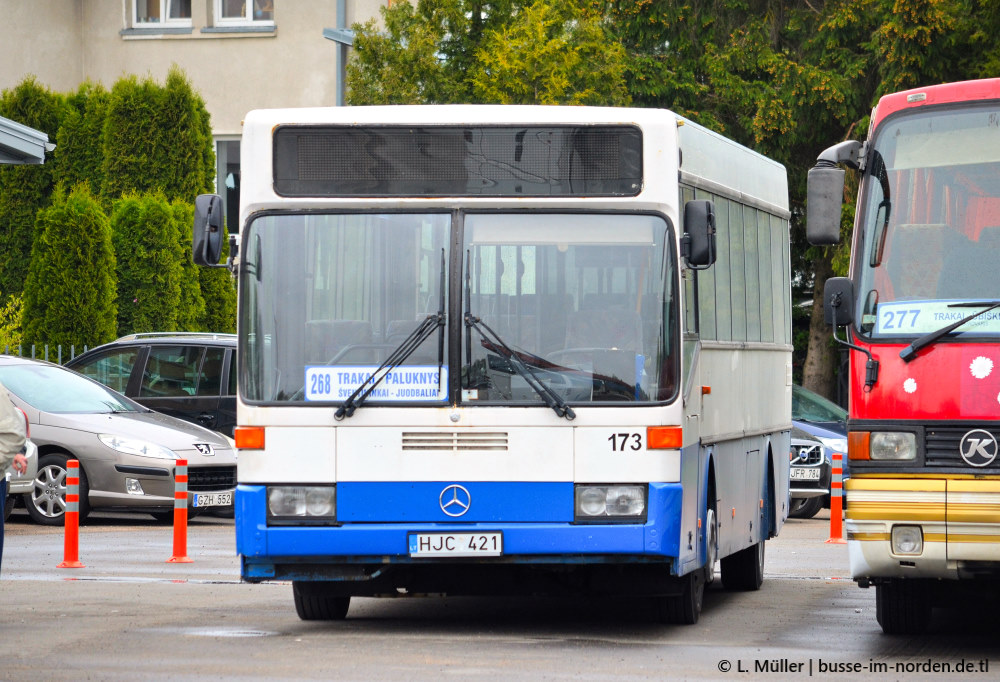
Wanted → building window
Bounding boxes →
[134,0,192,26]
[216,0,274,25]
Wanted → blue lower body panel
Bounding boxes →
[236,482,684,592]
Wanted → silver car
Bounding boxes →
[0,356,236,525]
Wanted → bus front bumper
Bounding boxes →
[235,482,686,586]
[846,476,1000,581]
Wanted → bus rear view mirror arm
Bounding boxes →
[806,140,865,246]
[823,277,879,391]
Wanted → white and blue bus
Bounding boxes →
[193,105,792,624]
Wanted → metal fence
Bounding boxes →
[3,344,91,365]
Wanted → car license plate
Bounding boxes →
[408,532,502,557]
[790,467,821,481]
[192,491,233,507]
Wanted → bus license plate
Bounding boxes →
[790,468,821,481]
[192,492,233,507]
[408,532,502,557]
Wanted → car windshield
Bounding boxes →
[854,104,1000,339]
[792,385,846,424]
[0,363,141,414]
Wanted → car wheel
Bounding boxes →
[25,453,90,526]
[789,497,823,519]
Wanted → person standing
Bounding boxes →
[0,379,27,575]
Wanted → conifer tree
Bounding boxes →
[22,187,117,348]
[110,193,184,336]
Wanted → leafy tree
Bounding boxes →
[110,193,185,336]
[470,1,630,105]
[0,77,66,300]
[22,187,117,349]
[348,0,602,105]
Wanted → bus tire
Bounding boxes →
[721,539,765,591]
[293,581,351,621]
[876,579,930,635]
[656,571,703,625]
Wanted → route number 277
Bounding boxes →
[608,433,642,451]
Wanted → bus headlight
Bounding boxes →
[891,525,923,555]
[574,485,647,522]
[267,485,337,525]
[869,432,916,460]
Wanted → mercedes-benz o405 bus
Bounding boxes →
[193,105,793,624]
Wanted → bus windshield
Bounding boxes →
[240,212,677,405]
[855,104,1000,339]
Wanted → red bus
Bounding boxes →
[807,78,1000,634]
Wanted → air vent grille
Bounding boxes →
[401,432,509,451]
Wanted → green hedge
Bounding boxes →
[111,193,184,336]
[22,187,117,348]
[0,78,66,300]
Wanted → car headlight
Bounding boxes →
[99,434,176,460]
[817,436,847,455]
[574,485,647,522]
[267,485,337,525]
[870,432,916,460]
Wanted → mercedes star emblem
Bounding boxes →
[439,484,471,517]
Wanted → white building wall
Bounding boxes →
[0,0,387,136]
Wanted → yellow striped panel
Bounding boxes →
[846,478,946,493]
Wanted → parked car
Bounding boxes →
[0,356,236,525]
[789,427,830,518]
[65,333,236,437]
[789,384,848,519]
[3,406,37,521]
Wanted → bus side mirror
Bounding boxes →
[193,194,224,266]
[823,277,855,327]
[806,140,863,246]
[682,200,716,269]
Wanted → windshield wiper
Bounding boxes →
[900,300,1000,362]
[463,251,574,420]
[464,313,576,420]
[335,250,447,420]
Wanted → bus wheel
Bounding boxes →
[293,581,351,620]
[876,579,930,635]
[704,507,718,585]
[721,539,765,591]
[656,571,704,625]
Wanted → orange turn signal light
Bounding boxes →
[234,426,265,450]
[647,426,683,450]
[848,431,870,460]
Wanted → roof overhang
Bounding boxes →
[0,115,55,165]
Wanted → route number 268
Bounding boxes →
[608,433,642,451]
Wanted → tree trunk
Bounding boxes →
[801,251,838,400]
